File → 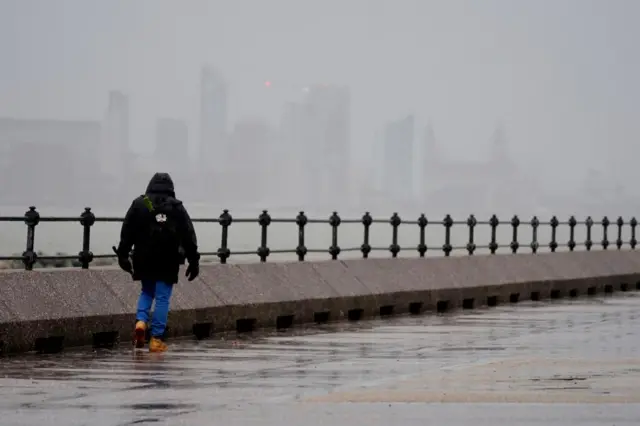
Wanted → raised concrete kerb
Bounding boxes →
[0,250,639,355]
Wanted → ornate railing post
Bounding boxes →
[217,209,232,264]
[510,215,520,253]
[530,216,539,254]
[78,207,95,269]
[568,216,577,251]
[328,211,341,260]
[585,216,593,251]
[489,214,499,254]
[616,217,624,250]
[417,214,427,257]
[601,216,610,250]
[22,206,40,270]
[295,211,308,261]
[389,212,401,258]
[466,214,477,255]
[257,210,271,262]
[442,214,453,256]
[631,217,637,249]
[361,212,372,259]
[549,216,559,253]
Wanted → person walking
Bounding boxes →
[114,172,200,352]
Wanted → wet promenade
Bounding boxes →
[1,293,639,425]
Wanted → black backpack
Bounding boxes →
[142,195,181,259]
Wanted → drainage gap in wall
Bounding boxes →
[636,281,640,290]
[587,287,597,296]
[604,284,614,294]
[276,315,294,330]
[408,302,423,315]
[436,300,449,313]
[192,322,213,340]
[92,331,119,349]
[487,296,498,307]
[34,336,64,354]
[236,318,256,333]
[314,311,330,324]
[530,291,540,301]
[379,305,395,317]
[550,290,561,299]
[509,293,520,303]
[162,326,172,340]
[0,340,4,356]
[462,298,475,309]
[620,283,629,292]
[569,289,578,298]
[348,308,364,321]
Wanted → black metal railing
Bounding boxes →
[0,206,637,270]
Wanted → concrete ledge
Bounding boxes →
[1,250,639,354]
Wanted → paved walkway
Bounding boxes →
[1,294,639,425]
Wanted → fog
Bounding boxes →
[1,0,639,260]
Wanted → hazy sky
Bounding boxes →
[1,0,638,187]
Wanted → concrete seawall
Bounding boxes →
[1,250,639,355]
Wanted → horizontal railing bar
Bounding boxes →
[1,245,634,266]
[93,217,134,222]
[269,249,297,254]
[37,255,78,261]
[269,218,298,224]
[0,256,23,261]
[231,218,263,223]
[38,217,88,222]
[305,219,330,224]
[232,250,255,256]
[338,219,362,224]
[0,216,633,223]
[191,218,219,223]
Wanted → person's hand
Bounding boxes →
[118,256,133,274]
[118,257,133,274]
[113,246,133,275]
[185,261,199,281]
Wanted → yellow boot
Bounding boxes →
[133,321,146,348]
[149,337,168,353]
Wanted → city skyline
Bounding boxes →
[0,64,538,211]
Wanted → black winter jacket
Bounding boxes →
[115,173,199,284]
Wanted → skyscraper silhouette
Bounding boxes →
[199,65,228,175]
[383,114,415,201]
[101,90,130,190]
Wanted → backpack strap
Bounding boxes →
[142,195,155,212]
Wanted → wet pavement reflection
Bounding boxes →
[1,294,640,425]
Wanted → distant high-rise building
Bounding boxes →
[490,123,510,165]
[154,118,189,176]
[226,117,276,206]
[275,101,310,199]
[199,65,228,174]
[419,122,440,197]
[299,84,351,204]
[0,117,101,206]
[423,122,439,164]
[101,90,130,188]
[383,114,415,200]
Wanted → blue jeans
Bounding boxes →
[136,280,174,338]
